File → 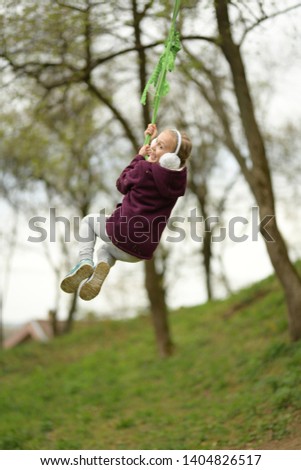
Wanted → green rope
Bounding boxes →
[141,0,182,145]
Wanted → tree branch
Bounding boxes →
[239,3,301,45]
[181,34,219,45]
[91,34,218,69]
[54,0,88,13]
[142,0,155,16]
[91,41,163,68]
[181,48,251,183]
[87,81,138,151]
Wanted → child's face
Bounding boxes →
[148,130,176,163]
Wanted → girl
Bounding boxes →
[60,123,192,300]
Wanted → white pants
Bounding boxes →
[78,213,141,268]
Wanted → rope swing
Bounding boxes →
[140,0,182,145]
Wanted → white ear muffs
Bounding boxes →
[159,129,182,170]
[159,152,181,170]
[172,129,182,156]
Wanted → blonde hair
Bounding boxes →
[168,129,192,167]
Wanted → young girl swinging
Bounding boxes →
[60,123,192,300]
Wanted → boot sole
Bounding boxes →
[60,264,94,294]
[79,262,110,301]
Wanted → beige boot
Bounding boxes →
[79,262,110,301]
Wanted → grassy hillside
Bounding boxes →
[1,271,301,450]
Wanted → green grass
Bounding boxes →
[1,271,301,450]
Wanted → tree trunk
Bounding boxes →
[215,0,301,340]
[0,295,3,350]
[258,204,301,339]
[189,157,214,301]
[144,259,174,357]
[196,189,214,301]
[48,309,59,336]
[198,187,213,301]
[64,293,78,334]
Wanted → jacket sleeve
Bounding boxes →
[116,155,145,194]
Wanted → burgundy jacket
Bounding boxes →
[106,155,187,260]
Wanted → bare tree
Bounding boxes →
[180,0,301,339]
[214,0,301,340]
[188,137,222,300]
[0,88,112,333]
[0,0,175,355]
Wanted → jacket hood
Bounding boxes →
[150,162,187,199]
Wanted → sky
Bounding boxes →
[1,2,301,327]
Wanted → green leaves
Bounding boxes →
[140,1,182,130]
[140,29,181,106]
